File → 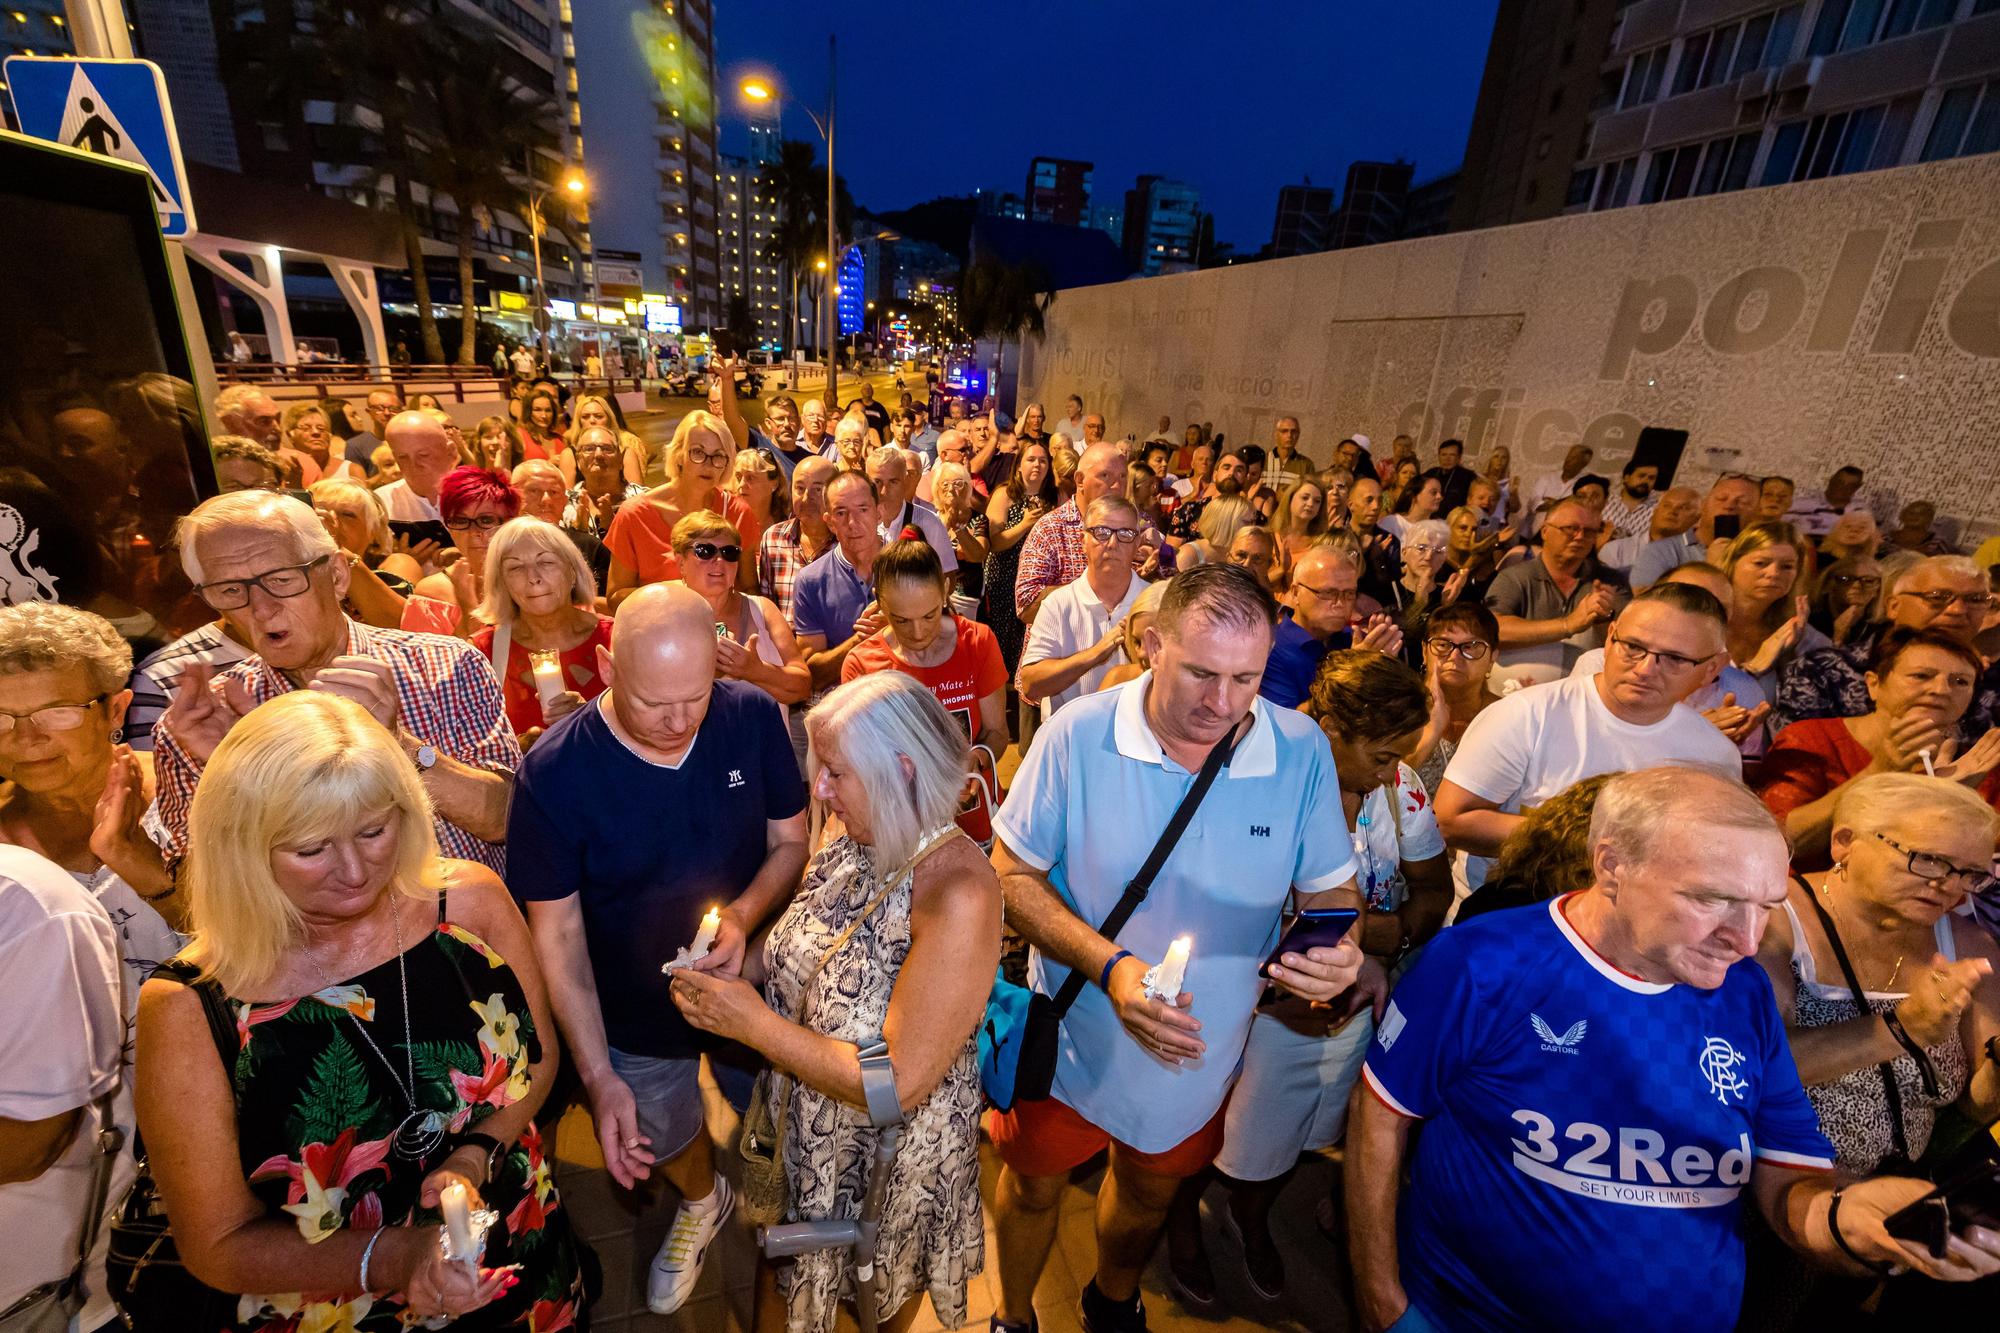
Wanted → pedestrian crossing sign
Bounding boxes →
[3,56,195,238]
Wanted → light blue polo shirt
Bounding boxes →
[993,673,1357,1151]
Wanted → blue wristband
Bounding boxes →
[1100,949,1133,992]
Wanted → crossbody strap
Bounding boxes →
[1797,876,1924,1163]
[1049,722,1242,1020]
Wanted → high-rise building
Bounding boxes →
[974,187,1028,220]
[1025,156,1093,226]
[1088,199,1124,246]
[1402,172,1460,238]
[717,152,785,349]
[1456,0,2000,229]
[0,3,76,125]
[1450,0,1621,232]
[1328,160,1415,249]
[1122,175,1201,276]
[1269,182,1335,257]
[567,0,722,330]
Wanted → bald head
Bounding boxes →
[385,409,456,498]
[1076,443,1129,509]
[1284,543,1362,639]
[612,584,718,679]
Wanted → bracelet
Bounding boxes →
[1100,949,1133,992]
[357,1226,386,1294]
[1826,1188,1897,1276]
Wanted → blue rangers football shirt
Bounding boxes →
[1362,895,1833,1333]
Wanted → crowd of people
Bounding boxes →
[6,369,2000,1333]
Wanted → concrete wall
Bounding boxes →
[1019,155,2000,537]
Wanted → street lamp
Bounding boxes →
[738,34,838,407]
[528,167,586,358]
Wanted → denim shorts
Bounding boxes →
[606,1047,705,1161]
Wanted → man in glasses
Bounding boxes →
[1776,554,2000,738]
[1015,443,1130,625]
[1438,581,1742,895]
[152,491,519,873]
[1017,497,1149,723]
[1485,498,1629,676]
[1259,545,1402,708]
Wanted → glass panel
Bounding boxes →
[1702,25,1740,87]
[1916,0,1956,31]
[1966,86,2000,158]
[1833,105,1884,175]
[1808,0,1851,55]
[1693,139,1731,195]
[1802,112,1850,179]
[1640,152,1675,203]
[1766,6,1803,67]
[1880,0,1919,39]
[1639,47,1667,103]
[1665,144,1702,198]
[1922,85,1979,161]
[1674,32,1710,96]
[1733,14,1774,78]
[1764,121,1806,184]
[1722,132,1761,191]
[1870,97,1918,169]
[1839,0,1885,51]
[1567,166,1598,207]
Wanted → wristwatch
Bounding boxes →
[413,742,438,771]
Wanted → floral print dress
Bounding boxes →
[225,901,582,1332]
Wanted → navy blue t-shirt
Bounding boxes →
[508,682,807,1058]
[1258,611,1352,708]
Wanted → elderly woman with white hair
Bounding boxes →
[134,690,584,1330]
[310,477,419,628]
[467,516,612,745]
[1378,515,1470,670]
[670,673,1001,1333]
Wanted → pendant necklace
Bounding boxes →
[338,901,447,1162]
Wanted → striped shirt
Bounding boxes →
[1013,498,1085,615]
[122,623,252,752]
[153,620,519,872]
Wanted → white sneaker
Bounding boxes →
[646,1175,735,1314]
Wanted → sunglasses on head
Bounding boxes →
[689,542,741,563]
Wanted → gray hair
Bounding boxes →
[930,460,972,494]
[1909,554,1984,587]
[805,672,970,872]
[1833,772,2000,846]
[1157,564,1277,641]
[176,490,337,584]
[478,517,597,628]
[1085,495,1140,528]
[1402,518,1449,550]
[213,383,270,419]
[0,601,132,694]
[1590,766,1781,868]
[308,477,390,557]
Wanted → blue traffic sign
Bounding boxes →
[3,56,196,237]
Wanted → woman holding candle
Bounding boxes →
[668,510,811,706]
[468,516,612,745]
[133,691,583,1330]
[670,673,1000,1333]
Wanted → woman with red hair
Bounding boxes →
[401,465,522,637]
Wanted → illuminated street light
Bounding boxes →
[739,78,773,102]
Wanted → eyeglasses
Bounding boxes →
[194,555,332,610]
[1902,590,1996,611]
[445,514,504,532]
[1828,574,1882,589]
[578,443,620,457]
[0,694,108,736]
[688,542,741,563]
[1295,582,1358,604]
[1607,634,1714,673]
[1544,522,1602,539]
[1085,525,1140,544]
[687,448,734,469]
[1426,638,1491,661]
[1874,833,1998,895]
[1405,543,1444,556]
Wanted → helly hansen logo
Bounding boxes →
[1249,825,1270,838]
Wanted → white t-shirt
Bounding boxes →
[1017,573,1145,721]
[1352,763,1447,913]
[0,846,127,1323]
[377,479,442,522]
[880,499,958,573]
[1441,671,1742,890]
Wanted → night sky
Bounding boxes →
[711,0,1503,251]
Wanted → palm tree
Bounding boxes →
[957,257,1056,406]
[413,42,555,365]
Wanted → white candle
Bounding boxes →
[689,907,721,960]
[440,1181,475,1259]
[1147,935,1192,1003]
[529,651,565,719]
[1920,747,1937,778]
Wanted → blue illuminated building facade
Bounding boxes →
[837,246,865,337]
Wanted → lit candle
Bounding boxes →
[1145,935,1192,1003]
[440,1181,475,1260]
[529,651,565,720]
[689,907,721,960]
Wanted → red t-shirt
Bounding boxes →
[841,614,1006,740]
[605,490,756,586]
[471,615,615,736]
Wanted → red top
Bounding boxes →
[470,615,615,735]
[842,614,1007,740]
[604,491,756,586]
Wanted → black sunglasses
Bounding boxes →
[689,542,741,563]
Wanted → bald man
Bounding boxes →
[1260,544,1402,707]
[514,584,808,1314]
[378,409,459,522]
[1014,442,1130,622]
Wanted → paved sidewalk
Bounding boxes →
[551,1068,1353,1331]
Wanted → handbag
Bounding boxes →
[0,1085,120,1333]
[978,725,1239,1111]
[738,826,963,1228]
[105,959,243,1331]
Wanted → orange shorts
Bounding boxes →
[986,1094,1227,1180]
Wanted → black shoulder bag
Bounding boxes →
[105,959,245,1331]
[979,726,1239,1110]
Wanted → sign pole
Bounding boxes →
[63,0,134,59]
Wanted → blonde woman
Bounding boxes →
[670,674,999,1333]
[1721,519,1824,698]
[556,393,647,487]
[310,478,417,628]
[471,415,517,471]
[605,409,756,606]
[1178,494,1255,571]
[669,510,811,705]
[133,691,585,1331]
[469,517,612,743]
[1270,477,1330,570]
